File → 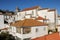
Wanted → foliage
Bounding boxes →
[0,32,16,40]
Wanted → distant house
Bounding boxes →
[0,12,5,29]
[10,19,48,40]
[57,16,60,32]
[15,6,40,21]
[38,8,57,31]
[0,9,15,23]
[0,10,15,31]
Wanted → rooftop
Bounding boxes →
[22,6,40,11]
[35,16,48,20]
[10,19,47,27]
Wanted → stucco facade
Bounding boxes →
[9,26,48,40]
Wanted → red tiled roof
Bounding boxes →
[10,19,47,27]
[22,6,40,11]
[32,32,60,40]
[35,16,48,20]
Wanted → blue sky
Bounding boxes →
[0,0,60,14]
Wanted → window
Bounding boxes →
[16,27,21,33]
[4,20,8,24]
[9,16,10,19]
[11,16,12,17]
[36,28,38,32]
[44,27,46,31]
[9,27,11,29]
[32,11,34,15]
[23,27,31,34]
[13,17,15,21]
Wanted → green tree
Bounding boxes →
[0,32,16,40]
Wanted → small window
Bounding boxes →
[11,16,12,17]
[44,27,46,31]
[23,27,31,34]
[16,27,21,33]
[13,17,15,21]
[9,27,11,29]
[9,16,10,19]
[36,28,38,32]
[17,15,18,17]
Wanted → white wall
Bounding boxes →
[9,26,16,33]
[37,20,43,22]
[56,16,60,33]
[0,15,4,29]
[57,17,60,25]
[38,10,55,23]
[31,26,48,39]
[25,10,32,15]
[15,12,25,21]
[15,9,38,20]
[57,26,60,32]
[10,26,48,39]
[57,20,60,25]
[25,15,31,19]
[31,9,37,17]
[15,9,55,23]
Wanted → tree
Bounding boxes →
[0,32,16,40]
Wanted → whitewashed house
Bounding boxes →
[0,6,59,40]
[0,12,5,29]
[57,16,60,32]
[15,6,41,21]
[15,11,25,21]
[4,11,15,23]
[38,8,57,32]
[0,10,14,32]
[14,6,58,33]
[15,6,57,24]
[10,19,48,40]
[22,6,40,18]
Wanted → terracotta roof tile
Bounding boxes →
[10,19,47,27]
[32,32,60,40]
[35,16,48,20]
[22,6,40,11]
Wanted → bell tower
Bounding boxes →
[15,6,20,15]
[16,7,20,12]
